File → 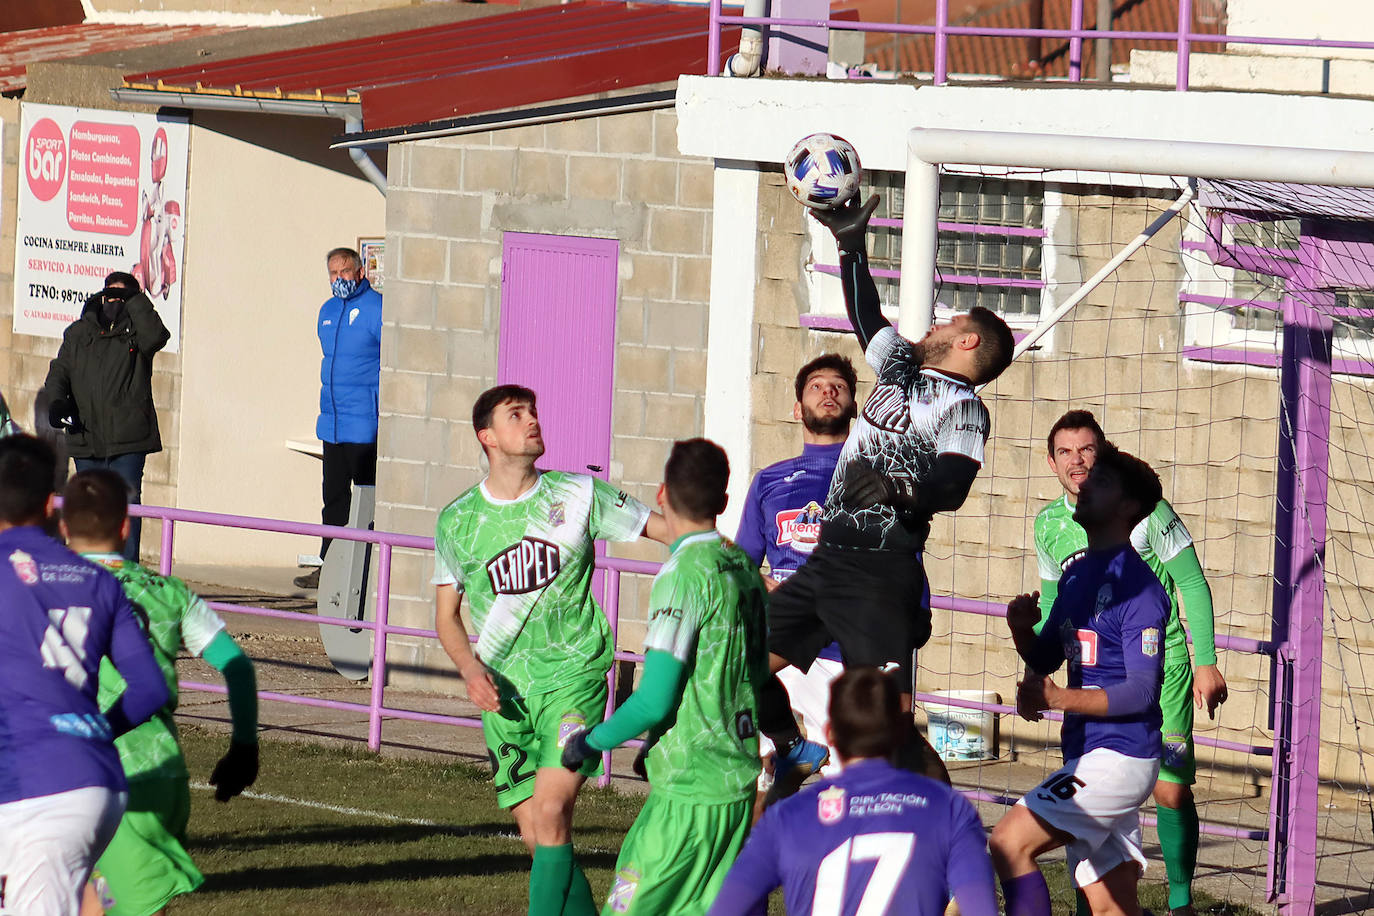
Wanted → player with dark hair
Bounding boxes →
[707,667,997,916]
[0,435,168,916]
[561,438,768,915]
[433,385,667,916]
[736,354,858,784]
[995,445,1169,916]
[759,193,1016,792]
[1036,410,1226,916]
[60,470,259,916]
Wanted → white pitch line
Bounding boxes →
[187,781,518,837]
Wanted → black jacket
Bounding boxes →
[42,292,171,458]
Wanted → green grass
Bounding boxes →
[172,727,1259,915]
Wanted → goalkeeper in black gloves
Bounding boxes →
[757,191,1017,797]
[61,469,259,916]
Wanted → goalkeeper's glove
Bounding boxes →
[811,193,880,255]
[840,459,916,511]
[210,741,259,802]
[560,728,597,772]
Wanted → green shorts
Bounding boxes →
[482,676,608,809]
[1159,659,1196,785]
[602,791,752,916]
[91,776,204,916]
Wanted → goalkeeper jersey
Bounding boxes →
[640,531,768,803]
[1034,495,1192,665]
[433,471,650,699]
[90,555,226,781]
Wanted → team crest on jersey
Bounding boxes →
[607,867,641,913]
[485,537,561,595]
[8,549,38,585]
[775,501,824,553]
[860,384,911,433]
[548,502,566,528]
[557,712,587,749]
[817,786,847,825]
[1141,627,1160,657]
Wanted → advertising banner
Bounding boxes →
[14,103,188,351]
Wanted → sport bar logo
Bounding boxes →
[486,537,561,595]
[26,118,66,202]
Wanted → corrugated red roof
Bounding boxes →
[867,0,1227,77]
[122,1,739,131]
[0,22,239,93]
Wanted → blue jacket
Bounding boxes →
[316,279,382,444]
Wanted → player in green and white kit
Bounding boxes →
[60,470,258,916]
[434,385,667,916]
[1033,411,1227,916]
[561,438,768,916]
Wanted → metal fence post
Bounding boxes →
[368,542,393,752]
[600,567,622,789]
[708,0,722,76]
[933,0,948,84]
[1068,0,1084,81]
[158,516,175,576]
[1176,0,1193,90]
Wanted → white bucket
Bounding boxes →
[926,690,1000,761]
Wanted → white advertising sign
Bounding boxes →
[14,102,188,352]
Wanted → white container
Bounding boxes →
[926,690,1000,761]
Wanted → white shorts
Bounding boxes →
[1017,748,1159,888]
[0,786,127,916]
[758,657,845,789]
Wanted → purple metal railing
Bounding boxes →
[706,0,1374,89]
[130,501,1275,827]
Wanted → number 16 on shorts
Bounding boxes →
[1035,772,1085,803]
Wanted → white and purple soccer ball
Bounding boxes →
[784,133,863,210]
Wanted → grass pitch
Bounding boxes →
[172,727,1256,915]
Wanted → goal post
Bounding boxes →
[900,127,1374,916]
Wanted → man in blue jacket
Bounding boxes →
[296,247,383,590]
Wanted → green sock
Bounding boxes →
[1156,798,1200,910]
[530,844,574,916]
[562,862,598,916]
[1074,888,1090,916]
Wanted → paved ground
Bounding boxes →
[172,567,1374,915]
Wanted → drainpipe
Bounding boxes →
[727,0,768,76]
[344,116,387,195]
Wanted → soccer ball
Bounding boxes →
[784,133,863,210]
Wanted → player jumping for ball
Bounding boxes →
[561,438,768,916]
[994,445,1169,916]
[707,666,997,916]
[758,193,1016,791]
[1036,411,1226,916]
[61,470,259,916]
[433,385,667,916]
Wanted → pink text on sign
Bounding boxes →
[67,121,141,236]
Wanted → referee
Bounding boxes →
[760,194,1015,793]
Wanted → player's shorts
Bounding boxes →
[482,676,608,809]
[1018,747,1159,889]
[91,776,204,916]
[1158,660,1196,785]
[0,785,126,916]
[758,658,845,788]
[602,790,752,916]
[767,543,928,686]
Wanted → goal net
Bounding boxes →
[850,152,1374,912]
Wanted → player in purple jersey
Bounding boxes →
[737,354,856,785]
[992,446,1169,916]
[758,194,1016,791]
[707,667,997,916]
[0,435,168,916]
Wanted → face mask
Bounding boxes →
[331,277,358,300]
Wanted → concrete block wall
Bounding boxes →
[377,108,710,691]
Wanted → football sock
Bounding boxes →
[1074,889,1090,916]
[1156,797,1199,910]
[895,720,951,785]
[758,674,801,748]
[562,861,598,916]
[1000,871,1052,916]
[530,843,574,916]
